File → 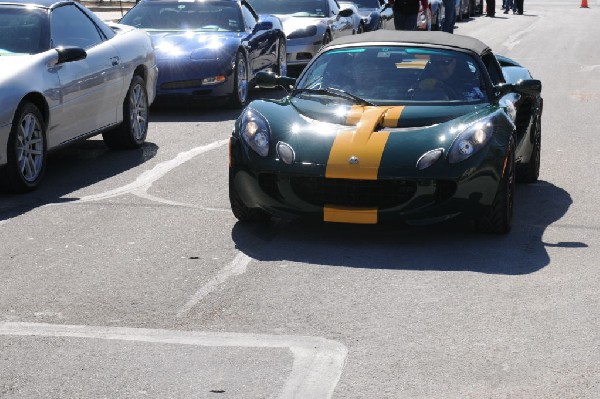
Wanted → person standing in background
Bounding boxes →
[389,0,421,30]
[514,0,524,14]
[486,0,495,16]
[442,0,456,33]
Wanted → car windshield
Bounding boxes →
[349,0,382,8]
[248,0,327,17]
[295,46,490,105]
[120,1,243,32]
[0,6,48,55]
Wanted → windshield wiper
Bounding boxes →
[292,87,374,106]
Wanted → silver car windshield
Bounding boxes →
[249,0,327,17]
[121,1,244,32]
[296,46,490,105]
[0,6,48,55]
[350,0,382,8]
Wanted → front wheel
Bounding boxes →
[476,139,516,234]
[103,75,148,149]
[1,102,46,192]
[228,51,249,108]
[321,32,331,49]
[517,114,541,183]
[275,40,287,77]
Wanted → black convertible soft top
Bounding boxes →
[325,31,491,56]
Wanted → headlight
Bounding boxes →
[241,109,270,157]
[447,121,494,164]
[416,148,444,170]
[287,25,318,39]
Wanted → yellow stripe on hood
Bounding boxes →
[325,105,405,180]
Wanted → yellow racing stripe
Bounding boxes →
[322,106,406,224]
[324,205,378,224]
[326,106,404,180]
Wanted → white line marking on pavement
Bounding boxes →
[503,20,539,51]
[67,139,229,204]
[177,252,252,318]
[0,322,348,399]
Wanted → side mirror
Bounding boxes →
[56,46,87,64]
[512,79,542,96]
[339,8,354,17]
[256,71,296,89]
[254,21,273,32]
[495,79,541,98]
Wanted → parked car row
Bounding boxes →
[2,0,542,235]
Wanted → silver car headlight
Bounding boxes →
[287,25,318,39]
[448,120,494,164]
[241,109,270,157]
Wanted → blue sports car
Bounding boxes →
[120,0,287,107]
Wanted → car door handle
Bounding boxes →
[110,56,120,66]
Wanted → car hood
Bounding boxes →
[275,15,326,36]
[148,31,242,60]
[245,98,502,175]
[290,96,489,127]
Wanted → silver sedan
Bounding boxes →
[0,0,157,192]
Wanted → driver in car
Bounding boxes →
[414,54,487,101]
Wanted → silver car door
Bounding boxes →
[49,4,124,147]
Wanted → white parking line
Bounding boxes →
[70,139,229,204]
[177,252,252,318]
[503,20,540,51]
[0,322,348,399]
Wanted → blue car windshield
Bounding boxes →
[248,0,327,17]
[296,46,490,105]
[120,1,243,32]
[0,6,48,55]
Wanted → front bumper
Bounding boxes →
[286,39,322,67]
[230,139,504,225]
[154,58,235,102]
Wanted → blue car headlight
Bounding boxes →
[287,25,318,39]
[241,109,270,157]
[448,120,494,164]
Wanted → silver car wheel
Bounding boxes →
[278,41,287,77]
[17,112,44,183]
[129,82,148,141]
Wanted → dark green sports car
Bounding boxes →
[229,31,543,233]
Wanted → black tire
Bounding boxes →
[103,74,148,149]
[1,102,46,193]
[517,114,541,183]
[275,39,287,77]
[356,23,365,34]
[229,170,271,223]
[321,32,331,48]
[228,51,249,108]
[476,139,516,234]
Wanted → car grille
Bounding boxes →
[290,176,418,208]
[161,79,204,90]
[258,174,457,209]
